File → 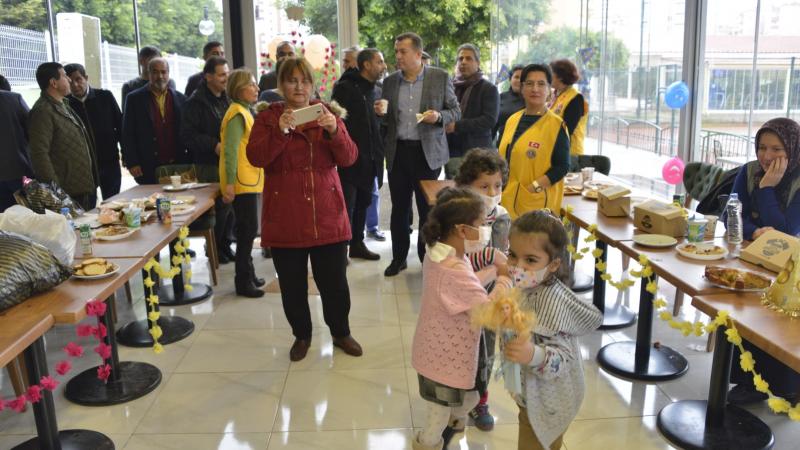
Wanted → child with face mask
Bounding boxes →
[453,147,512,432]
[504,210,602,450]
[411,187,512,450]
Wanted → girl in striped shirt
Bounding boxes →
[503,210,603,450]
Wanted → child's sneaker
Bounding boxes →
[469,403,495,431]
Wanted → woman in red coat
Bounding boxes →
[247,57,362,362]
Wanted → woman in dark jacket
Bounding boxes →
[727,117,800,405]
[493,65,525,143]
[246,57,362,362]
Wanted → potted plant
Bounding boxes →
[283,1,305,21]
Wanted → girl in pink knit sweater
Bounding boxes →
[411,187,512,450]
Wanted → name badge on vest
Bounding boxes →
[526,141,540,159]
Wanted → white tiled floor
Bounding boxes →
[2,230,799,449]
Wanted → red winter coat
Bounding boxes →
[246,101,357,248]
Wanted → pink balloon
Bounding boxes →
[662,157,685,185]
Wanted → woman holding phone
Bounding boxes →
[246,57,362,362]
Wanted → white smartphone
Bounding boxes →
[291,103,324,126]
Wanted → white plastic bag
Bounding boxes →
[0,205,76,266]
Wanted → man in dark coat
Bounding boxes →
[121,46,175,112]
[0,90,32,212]
[65,63,123,199]
[445,43,499,178]
[122,58,188,185]
[181,56,236,262]
[331,48,387,260]
[258,41,295,93]
[184,41,225,98]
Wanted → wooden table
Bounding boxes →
[73,223,179,261]
[656,292,785,450]
[0,304,112,449]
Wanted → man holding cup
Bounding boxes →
[331,48,387,261]
[377,32,460,276]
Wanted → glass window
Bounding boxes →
[253,0,339,99]
[0,3,50,104]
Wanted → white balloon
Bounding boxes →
[305,34,330,70]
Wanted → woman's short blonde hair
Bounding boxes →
[226,68,255,102]
[277,57,315,87]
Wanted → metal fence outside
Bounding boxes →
[1,23,202,103]
[0,24,49,89]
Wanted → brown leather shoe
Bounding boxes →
[332,335,363,357]
[289,338,311,361]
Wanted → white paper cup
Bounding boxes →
[581,167,595,182]
[170,175,182,188]
[704,215,719,239]
[377,99,388,115]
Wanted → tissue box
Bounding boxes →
[740,229,800,273]
[633,200,686,237]
[598,186,631,217]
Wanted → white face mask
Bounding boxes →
[464,225,492,254]
[509,265,550,289]
[481,193,502,213]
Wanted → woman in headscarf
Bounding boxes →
[729,117,800,241]
[727,117,800,406]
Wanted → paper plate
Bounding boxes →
[633,234,678,248]
[581,189,599,200]
[94,226,138,241]
[172,195,197,204]
[73,263,119,280]
[676,243,729,261]
[163,184,192,192]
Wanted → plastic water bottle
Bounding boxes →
[61,207,74,229]
[725,193,743,244]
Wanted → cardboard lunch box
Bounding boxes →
[598,185,631,217]
[633,200,687,237]
[740,229,800,273]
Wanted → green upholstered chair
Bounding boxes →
[682,162,725,208]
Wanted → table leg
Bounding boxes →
[656,326,774,449]
[569,222,593,293]
[597,273,689,381]
[593,240,636,330]
[12,337,114,450]
[116,269,195,348]
[64,294,162,406]
[158,238,212,306]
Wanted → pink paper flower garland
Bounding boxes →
[0,299,110,414]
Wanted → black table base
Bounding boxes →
[64,361,162,406]
[656,326,774,450]
[657,400,773,450]
[12,430,115,450]
[116,316,194,347]
[597,341,689,381]
[592,240,637,330]
[597,273,688,381]
[571,271,594,293]
[157,282,212,306]
[156,240,213,306]
[14,337,113,450]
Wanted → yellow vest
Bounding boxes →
[219,103,264,194]
[551,86,588,156]
[498,109,565,218]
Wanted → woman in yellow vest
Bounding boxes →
[219,68,265,297]
[499,64,570,218]
[550,59,589,156]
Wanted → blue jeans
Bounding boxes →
[366,177,380,232]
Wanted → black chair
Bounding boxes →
[569,154,611,176]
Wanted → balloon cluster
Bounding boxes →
[259,30,339,98]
